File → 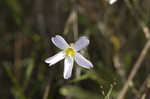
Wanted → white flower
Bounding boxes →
[109,0,117,4]
[45,35,93,79]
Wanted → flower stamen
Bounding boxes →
[65,43,75,57]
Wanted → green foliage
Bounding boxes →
[4,0,22,25]
[60,85,102,99]
[0,0,150,99]
[3,62,26,99]
[104,85,113,99]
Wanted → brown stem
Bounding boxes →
[118,40,150,99]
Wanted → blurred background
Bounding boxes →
[0,0,150,99]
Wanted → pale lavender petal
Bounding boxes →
[109,0,117,4]
[51,35,69,50]
[45,51,65,66]
[64,56,74,79]
[75,53,93,69]
[72,36,89,51]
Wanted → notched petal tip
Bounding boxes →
[82,36,89,41]
[109,0,117,4]
[44,51,65,66]
[89,63,94,68]
[84,63,93,69]
[85,62,93,69]
[44,58,51,63]
[55,35,62,38]
[51,37,55,43]
[51,35,69,49]
[75,53,93,69]
[48,63,53,66]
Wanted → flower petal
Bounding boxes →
[75,53,93,69]
[64,56,74,79]
[51,35,69,50]
[109,0,117,4]
[72,36,89,51]
[45,51,65,66]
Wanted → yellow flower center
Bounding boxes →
[65,43,75,57]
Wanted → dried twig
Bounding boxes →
[141,93,146,99]
[64,11,77,34]
[43,80,51,99]
[118,0,150,98]
[118,29,150,99]
[72,9,81,78]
